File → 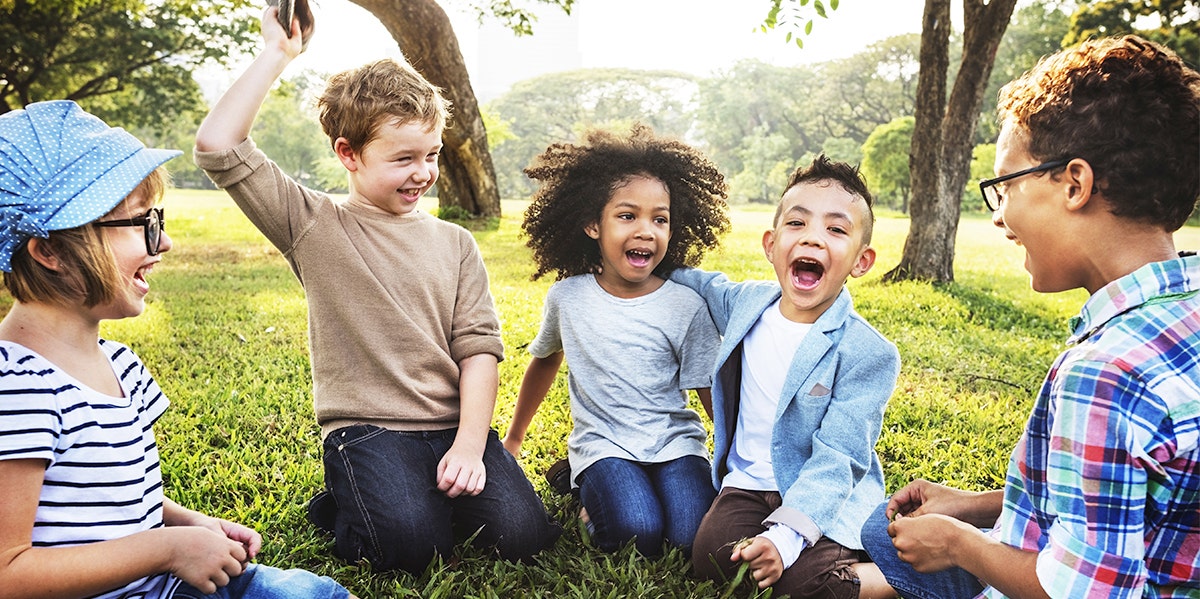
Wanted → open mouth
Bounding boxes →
[133,265,152,293]
[791,258,824,290]
[626,249,654,268]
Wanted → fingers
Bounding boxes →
[437,461,487,497]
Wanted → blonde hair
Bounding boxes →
[4,168,168,307]
[318,58,452,152]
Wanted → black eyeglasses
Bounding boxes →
[979,159,1070,211]
[93,207,164,256]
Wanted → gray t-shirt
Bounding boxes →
[530,274,719,486]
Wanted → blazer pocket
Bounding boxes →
[808,382,832,396]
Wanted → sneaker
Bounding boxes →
[544,459,572,496]
[306,490,336,533]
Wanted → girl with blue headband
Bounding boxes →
[0,100,354,599]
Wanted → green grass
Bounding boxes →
[17,189,1200,597]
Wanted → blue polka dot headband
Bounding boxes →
[0,100,181,272]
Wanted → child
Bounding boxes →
[501,125,729,556]
[860,35,1200,599]
[193,7,559,573]
[0,100,353,599]
[670,155,900,598]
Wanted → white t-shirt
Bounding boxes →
[721,299,812,491]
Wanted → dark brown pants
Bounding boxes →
[692,487,866,599]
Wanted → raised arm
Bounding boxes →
[503,352,565,457]
[194,6,304,153]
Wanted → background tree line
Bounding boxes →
[4,0,1196,277]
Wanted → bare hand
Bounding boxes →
[887,513,969,573]
[436,445,487,498]
[168,527,250,593]
[218,519,263,562]
[262,6,306,59]
[731,537,784,588]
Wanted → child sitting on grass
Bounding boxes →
[671,155,900,598]
[503,124,729,556]
[860,34,1200,599]
[0,100,353,599]
[193,5,560,574]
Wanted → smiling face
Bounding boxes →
[990,122,1087,294]
[93,191,171,320]
[584,175,672,298]
[338,117,442,216]
[764,181,875,323]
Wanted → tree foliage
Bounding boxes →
[1064,0,1199,65]
[861,116,915,213]
[253,78,342,192]
[485,68,698,199]
[761,0,841,47]
[0,0,259,122]
[978,1,1072,142]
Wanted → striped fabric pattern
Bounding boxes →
[985,256,1200,599]
[0,338,175,599]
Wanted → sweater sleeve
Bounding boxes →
[448,229,504,363]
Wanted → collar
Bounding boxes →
[1067,253,1200,345]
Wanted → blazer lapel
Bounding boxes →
[775,288,852,417]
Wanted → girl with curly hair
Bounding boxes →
[503,124,730,556]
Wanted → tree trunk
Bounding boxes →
[884,0,1017,283]
[351,0,502,218]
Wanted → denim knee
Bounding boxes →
[859,501,985,599]
[171,563,350,599]
[321,424,454,573]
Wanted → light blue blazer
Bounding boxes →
[671,268,900,550]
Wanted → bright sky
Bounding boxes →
[286,0,942,84]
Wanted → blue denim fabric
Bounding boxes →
[576,455,716,556]
[860,502,986,599]
[171,564,349,599]
[320,425,561,573]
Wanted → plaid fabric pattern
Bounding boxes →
[984,255,1200,599]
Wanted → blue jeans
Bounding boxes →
[171,564,349,599]
[320,425,561,573]
[576,455,716,556]
[860,502,985,599]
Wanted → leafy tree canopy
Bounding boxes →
[1,0,260,126]
[1064,0,1199,65]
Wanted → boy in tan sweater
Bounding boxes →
[194,6,559,573]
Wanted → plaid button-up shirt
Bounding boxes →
[985,254,1200,599]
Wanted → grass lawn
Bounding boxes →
[11,189,1199,597]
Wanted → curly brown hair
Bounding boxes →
[996,35,1200,231]
[522,124,729,281]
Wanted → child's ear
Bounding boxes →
[1063,158,1096,212]
[584,221,600,240]
[26,238,60,271]
[333,137,359,171]
[850,245,876,278]
[761,229,775,262]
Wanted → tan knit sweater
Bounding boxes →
[195,139,504,438]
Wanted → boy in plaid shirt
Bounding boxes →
[860,35,1200,599]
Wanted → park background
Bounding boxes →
[2,0,1199,597]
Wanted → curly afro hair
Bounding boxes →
[522,124,729,281]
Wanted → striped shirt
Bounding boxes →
[984,255,1200,599]
[0,339,178,599]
